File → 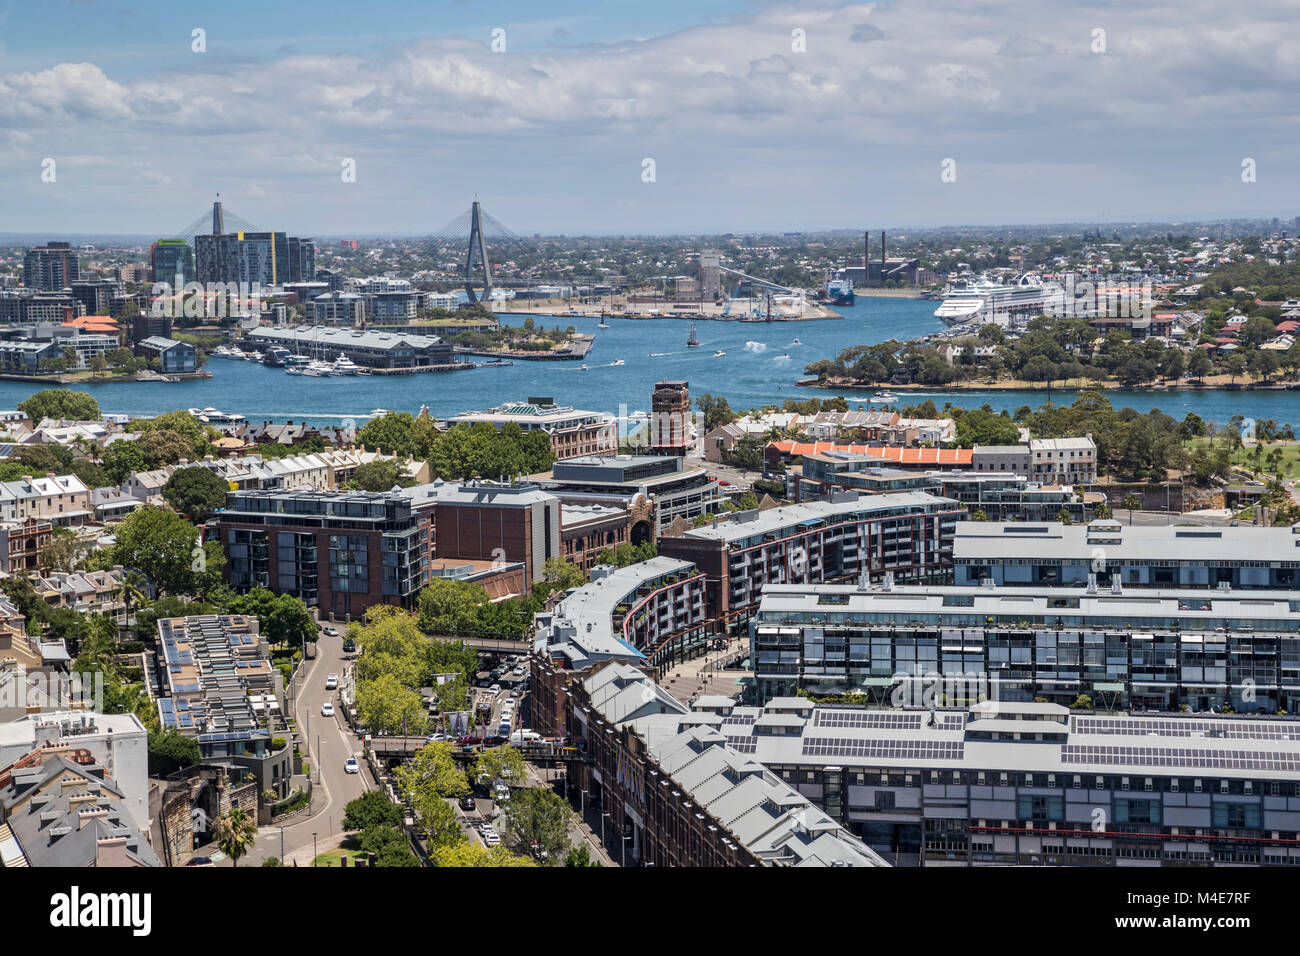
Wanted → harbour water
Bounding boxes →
[0,298,1295,429]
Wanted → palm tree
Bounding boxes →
[1122,493,1140,526]
[120,570,148,635]
[214,807,259,867]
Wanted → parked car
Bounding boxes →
[325,674,338,690]
[322,625,339,637]
[492,782,510,803]
[456,735,484,746]
[483,831,500,847]
[343,756,359,774]
[185,856,214,866]
[321,702,335,717]
[342,638,356,653]
[484,735,507,747]
[489,683,501,695]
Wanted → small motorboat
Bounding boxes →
[611,358,625,366]
[713,350,726,357]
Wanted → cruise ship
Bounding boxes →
[934,272,1065,327]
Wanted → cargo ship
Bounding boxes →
[824,278,856,306]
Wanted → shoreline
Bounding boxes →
[796,376,1300,394]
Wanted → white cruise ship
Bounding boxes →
[934,272,1065,327]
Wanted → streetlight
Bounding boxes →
[312,832,318,866]
[580,789,588,815]
[621,833,630,868]
[279,827,284,863]
[601,811,609,848]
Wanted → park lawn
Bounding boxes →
[314,842,371,868]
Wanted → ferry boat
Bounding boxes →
[686,323,700,347]
[824,278,856,306]
[262,347,292,367]
[188,406,246,424]
[934,272,1065,327]
[283,354,313,371]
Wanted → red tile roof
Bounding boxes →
[769,441,972,465]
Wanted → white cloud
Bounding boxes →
[2,0,1299,232]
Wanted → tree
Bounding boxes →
[564,845,603,867]
[89,354,109,376]
[147,729,201,775]
[696,393,737,432]
[357,824,420,866]
[162,466,229,522]
[348,458,414,492]
[502,786,574,864]
[213,806,258,867]
[472,746,527,787]
[418,578,492,636]
[1122,493,1140,525]
[432,842,535,867]
[37,530,84,573]
[357,672,428,737]
[1187,348,1212,382]
[228,589,316,650]
[17,389,100,422]
[101,439,149,485]
[111,507,204,595]
[396,742,470,826]
[342,790,404,832]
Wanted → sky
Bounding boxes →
[1,0,1298,236]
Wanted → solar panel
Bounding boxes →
[800,736,964,761]
[1072,717,1300,741]
[726,735,757,754]
[1061,744,1300,771]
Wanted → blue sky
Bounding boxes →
[2,0,1298,236]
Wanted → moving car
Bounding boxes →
[344,756,359,774]
[322,625,339,637]
[325,674,339,690]
[459,796,477,811]
[321,702,335,717]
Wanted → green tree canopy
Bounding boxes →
[18,389,100,422]
[162,466,229,522]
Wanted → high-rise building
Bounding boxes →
[194,231,313,286]
[650,380,691,456]
[23,242,79,291]
[69,279,123,316]
[150,239,195,285]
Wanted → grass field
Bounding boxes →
[1190,437,1300,479]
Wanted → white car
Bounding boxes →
[343,757,359,774]
[322,625,339,637]
[483,830,500,847]
[321,702,335,717]
[325,674,338,690]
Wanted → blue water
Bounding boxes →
[0,298,1293,429]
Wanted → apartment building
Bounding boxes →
[442,399,618,460]
[657,491,965,627]
[533,557,709,671]
[211,490,430,619]
[710,698,1300,867]
[554,662,888,867]
[0,711,149,829]
[751,580,1300,712]
[954,520,1300,589]
[790,457,1089,522]
[530,454,723,538]
[1029,436,1097,484]
[406,481,561,586]
[153,615,292,799]
[0,474,92,527]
